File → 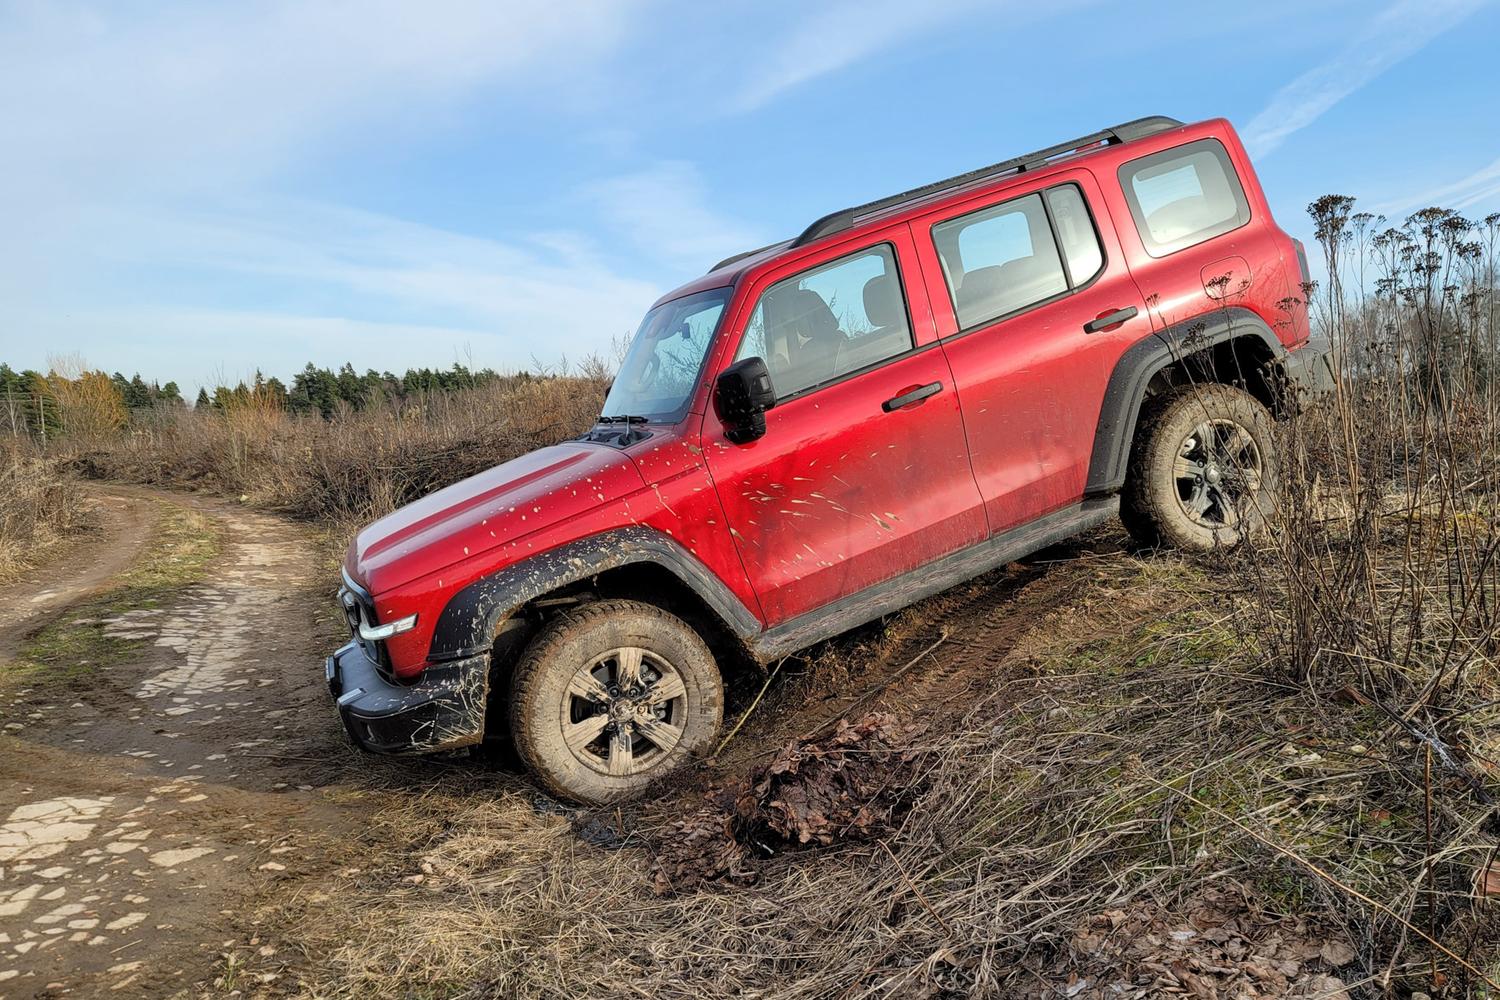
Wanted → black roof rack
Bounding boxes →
[708,115,1182,273]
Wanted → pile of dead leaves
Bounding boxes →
[651,713,924,894]
[1017,885,1359,999]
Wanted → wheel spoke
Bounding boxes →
[645,672,686,705]
[1222,426,1255,463]
[1210,487,1240,526]
[608,726,635,775]
[1173,455,1207,480]
[615,647,644,688]
[567,670,611,703]
[1189,487,1213,516]
[635,716,682,753]
[564,713,609,752]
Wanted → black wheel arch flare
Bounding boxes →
[1085,306,1286,497]
[427,526,762,663]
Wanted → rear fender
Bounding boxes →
[1086,306,1284,496]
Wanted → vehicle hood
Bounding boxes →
[347,441,646,595]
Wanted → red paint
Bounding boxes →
[345,117,1313,678]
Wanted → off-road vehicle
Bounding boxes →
[327,115,1329,802]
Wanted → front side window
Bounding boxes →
[602,287,730,421]
[735,244,913,399]
[1120,139,1251,256]
[933,192,1069,330]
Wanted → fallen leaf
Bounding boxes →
[1320,940,1357,966]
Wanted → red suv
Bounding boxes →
[327,115,1327,802]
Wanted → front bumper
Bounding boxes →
[326,641,490,754]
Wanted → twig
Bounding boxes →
[713,657,787,758]
[806,629,950,738]
[879,839,951,936]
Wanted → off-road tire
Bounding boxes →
[509,599,723,803]
[1120,383,1278,551]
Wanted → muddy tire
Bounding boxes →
[508,599,723,804]
[1120,383,1278,551]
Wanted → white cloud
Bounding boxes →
[583,161,767,271]
[1370,155,1500,218]
[3,196,662,384]
[730,0,984,113]
[0,0,666,385]
[1241,0,1486,157]
[0,0,638,192]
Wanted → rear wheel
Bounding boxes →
[1121,383,1278,551]
[509,599,723,803]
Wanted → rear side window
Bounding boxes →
[1120,139,1250,256]
[932,183,1105,331]
[735,243,914,400]
[933,193,1066,330]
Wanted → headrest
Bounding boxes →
[772,287,840,340]
[862,275,903,329]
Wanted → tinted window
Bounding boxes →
[1045,184,1103,285]
[933,192,1068,330]
[1120,139,1250,256]
[736,244,913,399]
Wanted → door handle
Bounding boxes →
[1083,306,1138,333]
[882,381,942,412]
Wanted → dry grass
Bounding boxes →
[235,551,1495,999]
[0,444,90,582]
[68,373,605,527]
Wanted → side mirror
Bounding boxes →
[715,357,776,444]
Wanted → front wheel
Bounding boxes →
[1121,383,1279,551]
[509,599,723,803]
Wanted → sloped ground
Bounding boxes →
[1,485,1496,998]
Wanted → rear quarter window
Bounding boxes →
[1119,139,1250,257]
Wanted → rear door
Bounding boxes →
[703,227,986,627]
[912,170,1150,533]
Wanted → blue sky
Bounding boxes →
[2,0,1497,395]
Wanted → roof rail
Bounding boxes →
[709,240,788,274]
[791,115,1182,247]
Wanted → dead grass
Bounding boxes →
[0,445,90,582]
[68,373,605,528]
[219,546,1496,1000]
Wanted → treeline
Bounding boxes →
[1,360,533,440]
[227,362,521,418]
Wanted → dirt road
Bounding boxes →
[0,484,1097,998]
[0,487,382,996]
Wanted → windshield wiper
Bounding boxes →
[589,413,650,445]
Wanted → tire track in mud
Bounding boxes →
[869,565,1069,721]
[0,487,362,996]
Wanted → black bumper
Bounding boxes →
[326,642,490,754]
[1282,337,1335,400]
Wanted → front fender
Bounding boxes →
[427,526,763,662]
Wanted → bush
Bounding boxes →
[71,373,606,525]
[0,443,89,581]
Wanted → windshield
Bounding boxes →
[600,287,731,422]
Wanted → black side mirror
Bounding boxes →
[715,357,776,444]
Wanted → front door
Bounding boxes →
[703,229,986,627]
